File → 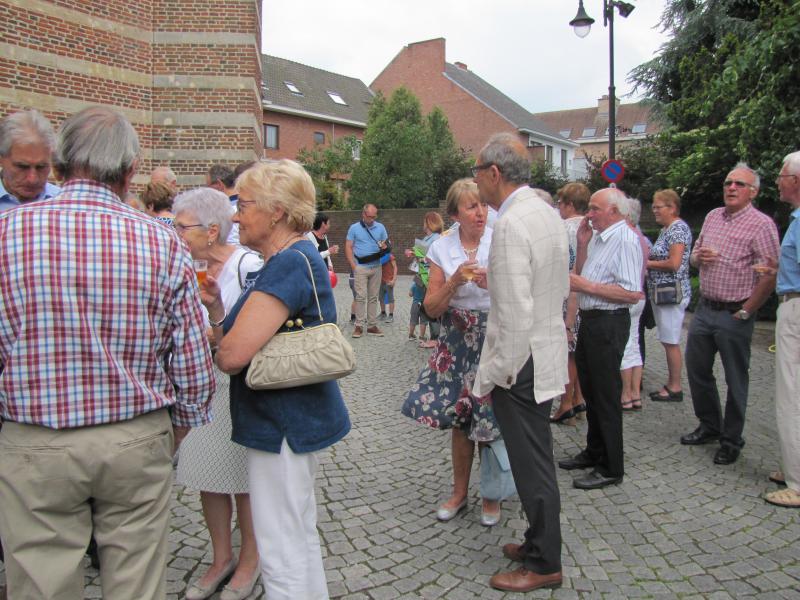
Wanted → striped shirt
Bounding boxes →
[579,219,643,311]
[693,204,780,302]
[0,180,215,429]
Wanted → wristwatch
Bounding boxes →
[735,309,751,320]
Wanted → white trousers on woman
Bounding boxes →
[620,298,645,370]
[247,439,329,600]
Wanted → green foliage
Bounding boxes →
[349,88,470,209]
[296,136,360,210]
[583,142,671,202]
[529,160,570,196]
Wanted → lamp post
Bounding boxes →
[569,0,635,160]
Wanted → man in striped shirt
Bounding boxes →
[0,106,215,599]
[559,188,644,490]
[681,163,779,465]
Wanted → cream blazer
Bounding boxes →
[473,187,570,403]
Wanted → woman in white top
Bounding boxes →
[173,188,264,600]
[401,179,514,527]
[305,212,338,270]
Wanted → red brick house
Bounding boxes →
[533,95,662,173]
[371,38,581,178]
[261,55,373,161]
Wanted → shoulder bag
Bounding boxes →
[245,249,356,390]
[355,221,392,264]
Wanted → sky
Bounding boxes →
[261,1,671,114]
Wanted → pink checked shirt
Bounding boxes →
[693,204,780,302]
[0,180,215,429]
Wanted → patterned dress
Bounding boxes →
[647,219,693,300]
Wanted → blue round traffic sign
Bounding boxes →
[601,159,625,184]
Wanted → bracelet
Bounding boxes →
[208,313,226,327]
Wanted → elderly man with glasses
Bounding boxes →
[681,163,779,465]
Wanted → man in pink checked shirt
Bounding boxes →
[0,106,215,599]
[680,163,780,466]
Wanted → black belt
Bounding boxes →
[580,308,629,318]
[779,292,800,303]
[701,297,746,312]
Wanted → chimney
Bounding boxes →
[454,61,468,70]
[597,94,619,118]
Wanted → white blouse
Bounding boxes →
[427,227,492,311]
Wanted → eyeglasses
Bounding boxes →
[236,200,257,214]
[776,174,798,182]
[174,222,205,233]
[470,163,495,177]
[723,179,755,189]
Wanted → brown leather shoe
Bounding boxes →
[351,326,363,338]
[502,543,525,563]
[489,567,562,592]
[366,326,384,336]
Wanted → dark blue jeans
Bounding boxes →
[685,302,755,449]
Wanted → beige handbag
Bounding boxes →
[245,250,356,390]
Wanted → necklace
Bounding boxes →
[271,233,302,256]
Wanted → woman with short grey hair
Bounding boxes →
[174,187,264,600]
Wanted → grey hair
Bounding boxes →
[732,161,760,189]
[782,151,800,175]
[54,106,139,186]
[478,132,531,185]
[618,195,642,226]
[208,164,235,188]
[601,187,628,213]
[0,109,56,157]
[172,187,234,243]
[151,165,177,186]
[530,188,554,206]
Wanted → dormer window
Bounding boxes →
[327,91,347,105]
[559,129,572,139]
[632,122,647,134]
[284,81,303,96]
[581,127,597,138]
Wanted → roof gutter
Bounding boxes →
[518,128,580,148]
[263,103,367,128]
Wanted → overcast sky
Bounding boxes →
[261,1,670,114]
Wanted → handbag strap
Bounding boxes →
[237,250,259,290]
[291,249,324,323]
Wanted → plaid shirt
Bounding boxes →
[0,180,215,429]
[693,204,780,302]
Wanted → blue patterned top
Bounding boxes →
[647,219,693,299]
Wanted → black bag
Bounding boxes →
[651,281,683,305]
[355,221,391,264]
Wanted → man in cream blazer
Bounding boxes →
[473,133,569,593]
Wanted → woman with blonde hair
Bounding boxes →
[200,160,350,599]
[140,180,176,225]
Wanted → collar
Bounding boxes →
[791,207,800,220]
[723,202,753,221]
[496,185,529,218]
[596,218,627,242]
[0,174,61,206]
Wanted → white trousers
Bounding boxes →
[620,298,645,370]
[776,299,800,491]
[247,440,329,600]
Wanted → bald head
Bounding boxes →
[150,166,177,192]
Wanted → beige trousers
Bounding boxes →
[0,409,174,600]
[776,298,800,491]
[353,264,381,328]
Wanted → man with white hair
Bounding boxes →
[0,109,61,210]
[150,164,178,193]
[0,106,215,599]
[764,152,800,507]
[559,188,643,490]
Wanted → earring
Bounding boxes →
[271,218,278,227]
[207,240,212,246]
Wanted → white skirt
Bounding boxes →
[176,368,248,494]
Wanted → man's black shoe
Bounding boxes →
[680,426,720,446]
[573,470,623,490]
[558,452,597,471]
[714,445,740,465]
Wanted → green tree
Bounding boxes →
[529,160,570,196]
[426,107,472,203]
[296,136,359,210]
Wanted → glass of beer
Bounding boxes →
[193,259,208,285]
[462,263,479,282]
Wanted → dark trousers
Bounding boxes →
[575,311,630,478]
[492,356,561,574]
[685,302,755,449]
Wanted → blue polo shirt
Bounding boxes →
[0,177,61,212]
[777,208,800,295]
[346,220,388,267]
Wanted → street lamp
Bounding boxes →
[569,0,635,160]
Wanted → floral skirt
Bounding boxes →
[401,308,501,443]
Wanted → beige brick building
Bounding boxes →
[0,0,264,189]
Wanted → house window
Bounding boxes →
[314,132,325,145]
[580,127,597,138]
[561,149,568,175]
[632,122,647,134]
[545,145,553,165]
[264,124,279,149]
[284,81,302,95]
[352,139,362,161]
[327,91,347,105]
[559,129,572,139]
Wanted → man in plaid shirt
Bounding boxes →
[0,106,215,599]
[681,163,780,466]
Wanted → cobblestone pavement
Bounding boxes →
[2,276,797,599]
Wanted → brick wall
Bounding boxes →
[0,0,264,190]
[263,111,364,161]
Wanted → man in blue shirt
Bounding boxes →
[345,203,389,338]
[0,110,61,212]
[766,150,800,508]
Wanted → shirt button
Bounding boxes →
[506,376,513,385]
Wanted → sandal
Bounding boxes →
[764,487,800,508]
[630,398,642,410]
[650,386,683,402]
[769,470,787,485]
[621,399,637,411]
[419,340,437,348]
